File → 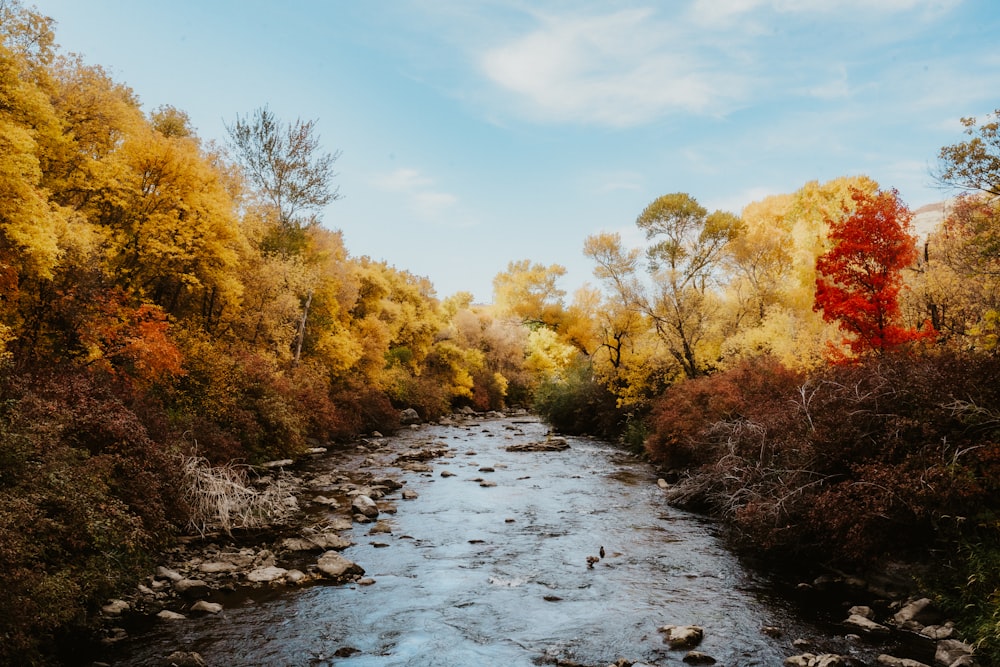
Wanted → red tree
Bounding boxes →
[814,187,934,356]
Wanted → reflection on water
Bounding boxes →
[104,417,900,666]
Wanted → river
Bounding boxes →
[102,414,929,666]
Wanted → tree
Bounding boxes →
[937,109,1000,196]
[492,259,567,329]
[813,187,933,355]
[226,106,341,233]
[585,194,741,380]
[908,194,1000,350]
[226,106,343,360]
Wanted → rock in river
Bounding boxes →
[660,624,704,648]
[351,494,379,519]
[317,551,364,582]
[505,436,570,452]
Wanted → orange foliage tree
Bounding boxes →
[813,187,934,356]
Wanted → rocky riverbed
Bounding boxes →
[91,411,978,667]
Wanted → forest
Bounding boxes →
[2,1,1000,663]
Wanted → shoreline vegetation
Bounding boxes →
[2,2,1000,665]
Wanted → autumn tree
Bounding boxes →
[226,105,341,234]
[813,187,933,355]
[585,194,741,380]
[227,106,343,360]
[937,109,1000,196]
[492,259,567,330]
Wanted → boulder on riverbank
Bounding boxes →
[316,551,364,582]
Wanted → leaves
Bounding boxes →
[937,110,1000,196]
[813,187,934,356]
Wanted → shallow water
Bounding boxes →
[104,416,917,666]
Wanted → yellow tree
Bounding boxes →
[719,176,880,369]
[492,259,567,329]
[908,195,1000,350]
[585,194,741,380]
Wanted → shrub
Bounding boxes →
[645,356,804,470]
[179,455,295,536]
[533,357,625,440]
[650,351,1000,573]
[0,370,178,665]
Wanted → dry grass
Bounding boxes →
[179,455,296,536]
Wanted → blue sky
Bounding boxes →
[30,0,1000,302]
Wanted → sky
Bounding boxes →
[27,0,1000,303]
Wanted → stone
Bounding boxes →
[198,561,237,573]
[784,655,849,667]
[285,569,307,585]
[848,605,874,619]
[683,650,717,664]
[311,495,339,507]
[479,480,498,488]
[163,651,207,667]
[173,578,210,598]
[155,566,183,582]
[101,599,130,616]
[351,495,379,518]
[920,622,955,640]
[317,551,364,581]
[190,600,223,615]
[935,639,974,667]
[660,624,703,648]
[281,537,320,552]
[246,566,288,583]
[310,533,353,550]
[876,655,932,667]
[156,609,187,621]
[505,437,570,452]
[261,458,294,468]
[948,657,976,667]
[326,518,353,531]
[657,478,670,489]
[894,597,940,631]
[844,613,891,635]
[368,521,393,534]
[357,577,376,586]
[399,408,422,425]
[402,489,419,500]
[440,470,456,478]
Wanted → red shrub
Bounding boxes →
[645,356,804,469]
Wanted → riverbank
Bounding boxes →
[89,412,975,667]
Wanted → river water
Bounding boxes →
[104,415,923,666]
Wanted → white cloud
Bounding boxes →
[374,168,433,192]
[372,167,470,226]
[479,8,747,127]
[691,0,958,23]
